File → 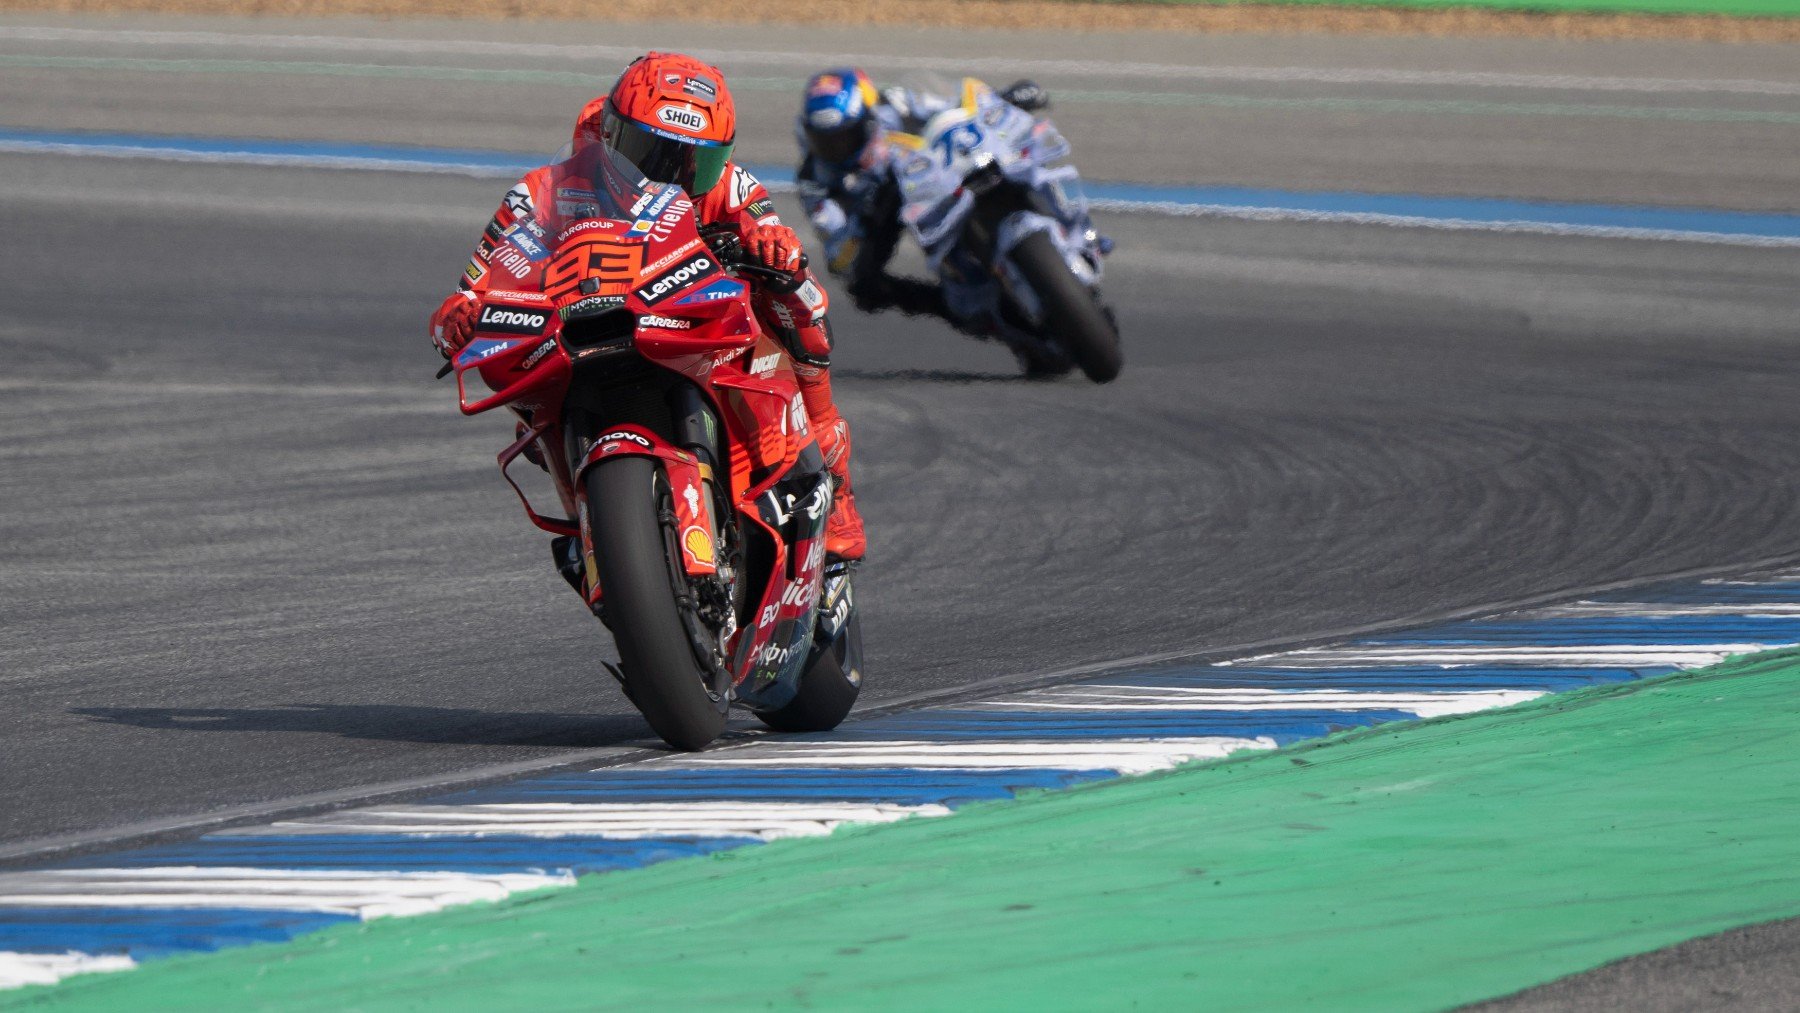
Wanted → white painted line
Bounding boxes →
[1236,644,1790,668]
[1703,570,1800,586]
[236,801,951,840]
[1093,199,1800,249]
[5,27,1798,96]
[0,868,571,919]
[0,951,135,990]
[8,138,1795,249]
[667,737,1278,774]
[985,687,1545,718]
[0,139,522,178]
[1524,602,1800,617]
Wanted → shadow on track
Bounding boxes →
[833,367,1041,384]
[71,704,647,748]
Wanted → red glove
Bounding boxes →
[743,223,805,275]
[430,290,481,359]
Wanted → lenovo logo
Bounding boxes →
[634,254,714,305]
[478,305,549,334]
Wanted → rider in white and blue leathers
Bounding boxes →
[795,68,1051,327]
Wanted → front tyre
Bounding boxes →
[587,455,728,750]
[1010,231,1123,384]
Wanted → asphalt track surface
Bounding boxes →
[2,14,1798,1004]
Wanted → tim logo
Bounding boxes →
[657,105,709,133]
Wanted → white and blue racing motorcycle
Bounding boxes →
[883,74,1121,383]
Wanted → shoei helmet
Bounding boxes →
[585,52,736,196]
[799,68,880,167]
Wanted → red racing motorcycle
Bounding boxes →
[441,144,863,750]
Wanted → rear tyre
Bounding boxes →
[587,455,728,750]
[755,610,864,733]
[1009,231,1123,384]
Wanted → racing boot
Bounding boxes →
[795,365,866,561]
[826,473,866,563]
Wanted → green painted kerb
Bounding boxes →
[20,651,1800,1011]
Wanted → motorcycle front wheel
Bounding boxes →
[1010,230,1123,384]
[586,454,729,750]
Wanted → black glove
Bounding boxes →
[999,79,1050,113]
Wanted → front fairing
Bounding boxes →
[456,145,757,397]
[890,79,1092,262]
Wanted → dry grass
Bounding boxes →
[4,0,1799,41]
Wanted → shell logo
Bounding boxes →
[683,526,716,565]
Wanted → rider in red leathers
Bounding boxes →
[430,52,866,561]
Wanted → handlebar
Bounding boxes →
[699,225,809,294]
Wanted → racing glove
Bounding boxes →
[744,223,806,276]
[999,79,1051,113]
[430,290,481,359]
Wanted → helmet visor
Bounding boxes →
[603,108,733,196]
[805,122,866,166]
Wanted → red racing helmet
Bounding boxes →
[575,52,737,197]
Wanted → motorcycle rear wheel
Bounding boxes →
[1010,230,1123,384]
[587,455,729,750]
[754,608,864,733]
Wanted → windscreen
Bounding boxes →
[532,142,663,241]
[893,71,965,132]
[481,143,688,307]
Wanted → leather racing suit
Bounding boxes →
[452,151,862,560]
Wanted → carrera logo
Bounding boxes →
[634,254,715,305]
[656,105,709,132]
[516,338,557,370]
[639,314,693,330]
[478,305,549,335]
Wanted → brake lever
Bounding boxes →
[435,359,454,379]
[732,259,808,294]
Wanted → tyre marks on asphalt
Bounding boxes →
[4,565,1800,991]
